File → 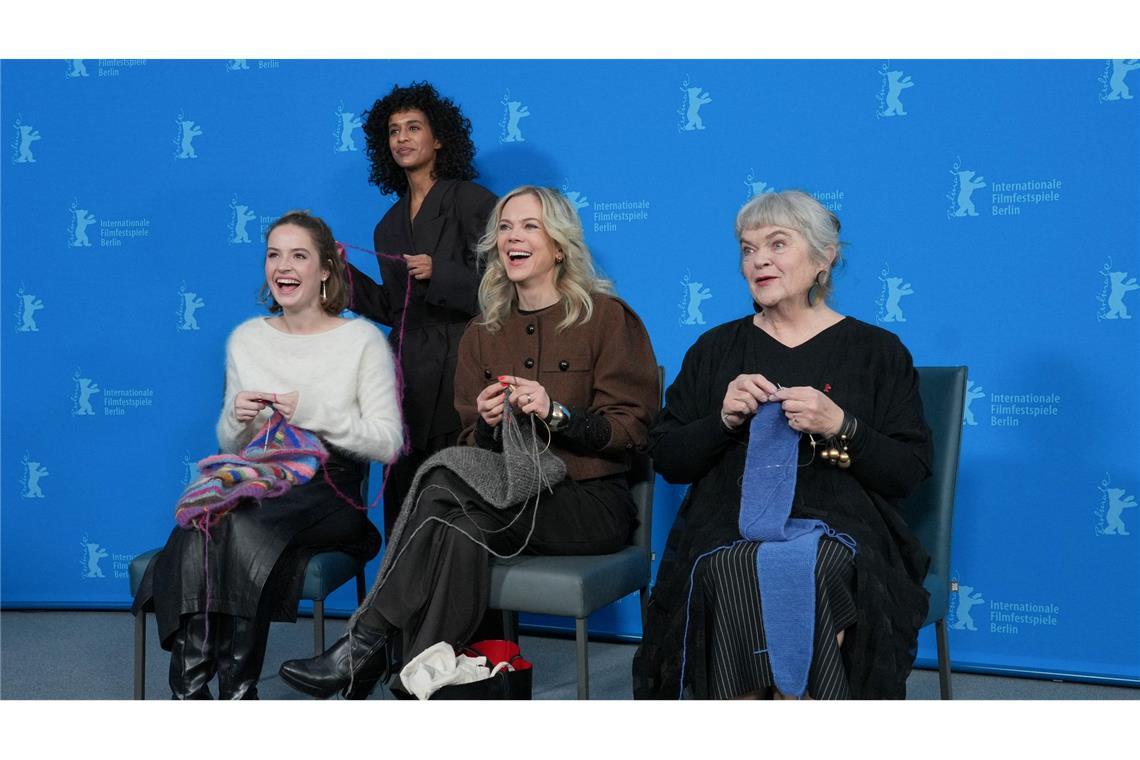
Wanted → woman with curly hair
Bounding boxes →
[348,81,498,536]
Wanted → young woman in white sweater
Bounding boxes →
[133,211,403,699]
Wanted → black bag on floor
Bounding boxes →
[390,640,533,700]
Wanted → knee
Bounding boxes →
[418,465,465,491]
[415,467,476,514]
[406,468,480,527]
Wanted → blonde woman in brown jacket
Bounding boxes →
[280,186,659,699]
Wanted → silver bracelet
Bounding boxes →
[546,401,569,431]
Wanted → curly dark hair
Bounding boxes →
[362,81,479,197]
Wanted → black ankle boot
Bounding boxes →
[169,613,215,700]
[278,609,398,700]
[217,614,268,700]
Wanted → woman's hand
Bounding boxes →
[476,382,507,427]
[234,391,268,423]
[500,375,552,419]
[772,386,843,436]
[404,254,433,281]
[270,391,299,421]
[720,374,779,430]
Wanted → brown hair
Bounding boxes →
[260,210,349,315]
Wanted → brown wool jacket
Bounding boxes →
[454,293,660,481]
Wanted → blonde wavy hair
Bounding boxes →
[476,185,613,333]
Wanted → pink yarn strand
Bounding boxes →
[332,241,416,511]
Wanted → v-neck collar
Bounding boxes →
[750,315,847,350]
[406,178,454,238]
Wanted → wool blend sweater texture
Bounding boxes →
[216,317,403,462]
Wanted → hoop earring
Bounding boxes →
[807,270,826,307]
[321,280,327,302]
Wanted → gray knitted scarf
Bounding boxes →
[348,408,566,631]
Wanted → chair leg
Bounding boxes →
[501,610,519,642]
[355,570,366,605]
[313,599,325,656]
[133,611,147,700]
[935,618,953,700]
[575,618,589,700]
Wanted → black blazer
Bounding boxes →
[349,179,497,450]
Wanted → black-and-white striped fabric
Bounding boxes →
[699,537,856,699]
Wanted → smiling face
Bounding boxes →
[739,224,831,310]
[496,192,562,292]
[388,108,441,174]
[265,224,328,314]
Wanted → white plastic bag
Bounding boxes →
[399,641,495,700]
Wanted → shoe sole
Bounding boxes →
[278,667,339,700]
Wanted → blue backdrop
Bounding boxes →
[3,59,1138,686]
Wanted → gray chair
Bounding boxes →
[898,365,967,700]
[488,369,662,700]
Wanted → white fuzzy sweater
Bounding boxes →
[216,317,403,462]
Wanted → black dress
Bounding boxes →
[347,179,497,535]
[632,316,931,699]
[133,447,380,648]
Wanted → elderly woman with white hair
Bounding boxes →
[280,186,659,699]
[633,190,932,700]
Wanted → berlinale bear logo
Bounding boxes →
[877,265,914,323]
[744,170,773,199]
[679,271,712,326]
[1096,476,1136,536]
[499,91,531,144]
[951,581,985,631]
[14,117,42,163]
[1100,59,1140,102]
[175,113,202,159]
[678,76,712,132]
[69,203,96,247]
[335,104,362,153]
[230,200,256,244]
[82,536,109,578]
[952,170,986,217]
[72,370,101,416]
[177,285,205,331]
[1104,272,1138,320]
[962,379,985,426]
[21,454,49,498]
[16,287,44,332]
[878,67,914,117]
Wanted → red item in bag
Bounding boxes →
[462,639,533,673]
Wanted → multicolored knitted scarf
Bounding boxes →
[174,412,328,529]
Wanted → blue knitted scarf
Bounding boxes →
[738,403,855,698]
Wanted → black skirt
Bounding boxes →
[693,537,856,699]
[133,447,381,648]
